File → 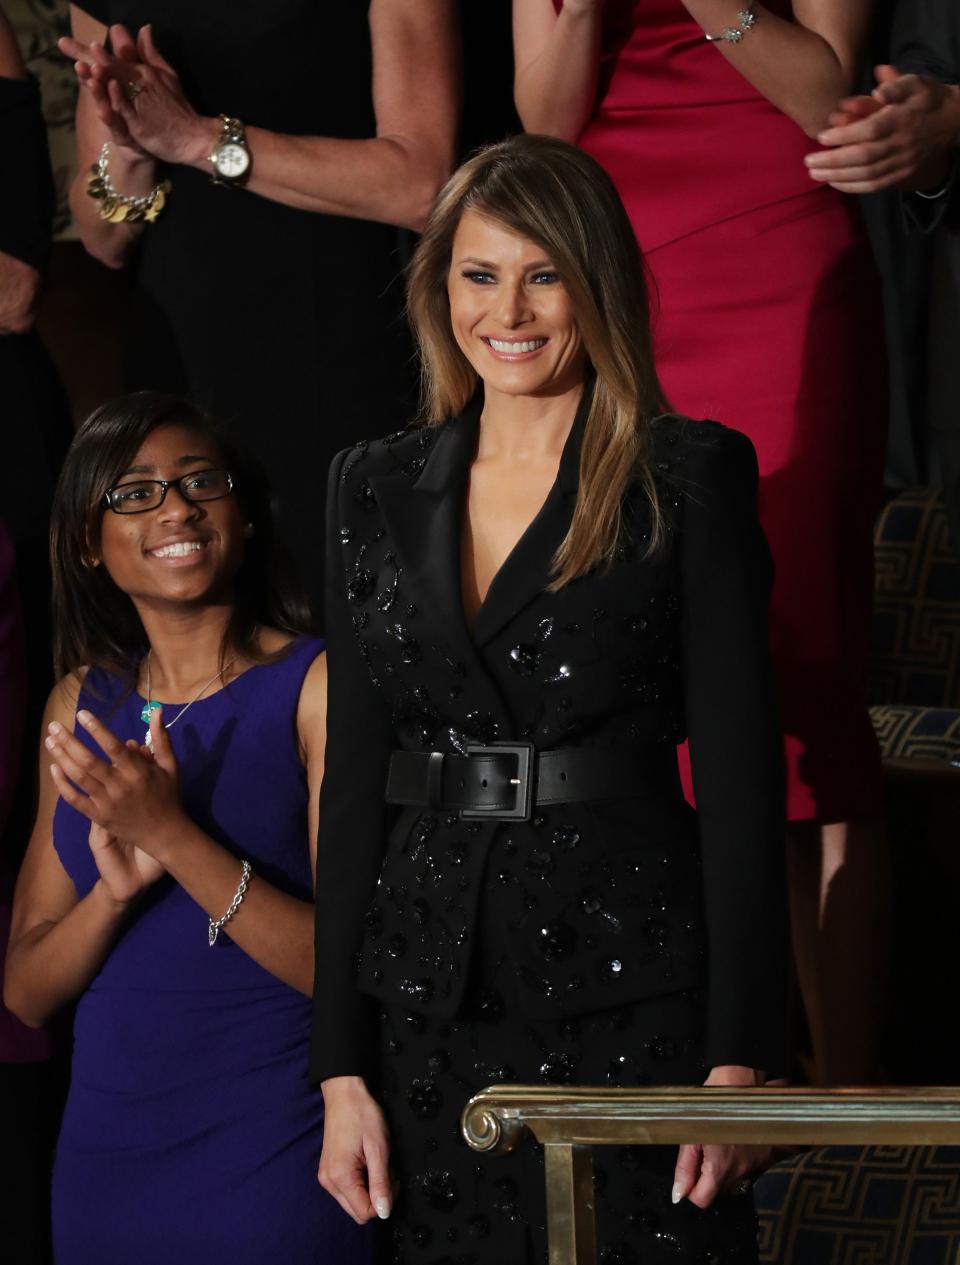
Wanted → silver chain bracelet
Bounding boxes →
[705,5,758,43]
[208,860,251,947]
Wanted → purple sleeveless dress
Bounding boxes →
[51,636,370,1264]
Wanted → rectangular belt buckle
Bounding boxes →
[460,741,535,823]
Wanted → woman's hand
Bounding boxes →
[60,22,148,156]
[672,1065,775,1208]
[318,1076,394,1225]
[88,821,166,907]
[807,65,960,194]
[46,708,187,861]
[59,23,215,168]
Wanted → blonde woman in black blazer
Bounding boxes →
[311,135,789,1264]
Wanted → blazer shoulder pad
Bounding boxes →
[330,423,439,492]
[651,415,759,496]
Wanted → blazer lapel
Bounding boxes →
[471,384,589,649]
[369,381,589,661]
[368,397,482,662]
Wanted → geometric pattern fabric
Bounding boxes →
[755,1146,960,1265]
[869,704,960,764]
[869,487,960,710]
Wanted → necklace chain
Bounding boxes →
[141,650,236,747]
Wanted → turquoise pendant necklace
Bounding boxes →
[141,650,235,748]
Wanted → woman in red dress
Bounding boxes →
[515,0,888,1085]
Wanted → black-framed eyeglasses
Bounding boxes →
[102,469,235,515]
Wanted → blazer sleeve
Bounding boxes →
[309,449,396,1084]
[892,0,959,82]
[892,0,960,235]
[679,426,789,1076]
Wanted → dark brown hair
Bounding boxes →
[50,391,312,681]
[406,133,669,587]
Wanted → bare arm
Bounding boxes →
[64,0,458,264]
[514,0,874,142]
[8,654,329,1025]
[0,5,25,78]
[45,655,329,998]
[224,0,459,228]
[513,0,604,140]
[66,6,154,269]
[133,654,329,996]
[679,0,874,137]
[145,828,317,996]
[4,678,135,1028]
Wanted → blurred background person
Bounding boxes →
[0,0,73,792]
[809,0,960,563]
[514,0,890,1086]
[59,2,459,619]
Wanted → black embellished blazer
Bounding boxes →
[310,391,788,1083]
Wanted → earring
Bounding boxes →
[243,523,255,538]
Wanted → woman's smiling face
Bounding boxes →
[446,210,587,401]
[95,422,246,610]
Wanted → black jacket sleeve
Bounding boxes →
[309,450,396,1084]
[892,0,959,81]
[679,426,789,1076]
[892,0,960,235]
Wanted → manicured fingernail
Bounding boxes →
[77,710,93,726]
[48,721,61,734]
[44,736,55,750]
[374,1197,391,1220]
[671,1183,684,1204]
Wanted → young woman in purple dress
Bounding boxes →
[3,392,369,1264]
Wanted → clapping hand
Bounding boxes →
[46,708,187,866]
[806,65,960,195]
[58,23,215,167]
[87,821,166,907]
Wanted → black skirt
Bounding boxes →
[378,966,759,1265]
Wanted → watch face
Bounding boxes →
[215,142,250,179]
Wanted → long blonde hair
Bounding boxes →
[406,134,669,587]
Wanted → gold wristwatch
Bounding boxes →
[208,115,250,186]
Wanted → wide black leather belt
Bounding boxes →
[385,742,662,823]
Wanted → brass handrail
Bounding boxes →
[461,1085,960,1265]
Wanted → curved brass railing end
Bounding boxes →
[461,1091,529,1156]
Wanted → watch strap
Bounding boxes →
[209,114,249,186]
[219,115,245,146]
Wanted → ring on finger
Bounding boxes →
[125,79,143,101]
